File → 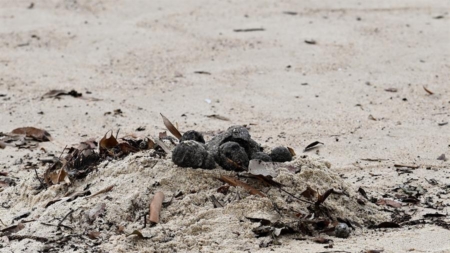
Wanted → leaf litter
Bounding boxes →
[3,114,447,252]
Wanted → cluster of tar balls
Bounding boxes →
[172,125,293,171]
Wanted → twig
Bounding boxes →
[7,234,49,242]
[41,222,73,230]
[279,188,314,204]
[149,192,164,225]
[34,168,47,190]
[57,209,75,229]
[88,185,114,199]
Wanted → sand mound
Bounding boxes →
[1,152,388,252]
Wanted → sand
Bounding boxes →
[1,0,450,252]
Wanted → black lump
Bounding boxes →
[218,142,249,171]
[172,141,216,169]
[181,130,205,144]
[270,146,292,162]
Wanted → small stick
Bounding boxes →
[57,209,75,229]
[88,185,114,199]
[149,192,164,225]
[34,168,47,190]
[7,235,48,242]
[394,164,419,169]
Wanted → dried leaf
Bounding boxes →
[287,147,296,156]
[358,187,369,200]
[99,131,119,152]
[87,231,101,239]
[160,113,182,140]
[301,186,318,200]
[316,189,342,206]
[11,127,51,142]
[423,86,434,95]
[127,230,151,239]
[303,141,323,152]
[423,212,446,218]
[394,164,419,169]
[154,138,171,154]
[217,175,266,197]
[117,142,139,155]
[206,114,230,121]
[217,185,230,195]
[376,199,402,208]
[312,237,332,244]
[42,89,82,99]
[304,40,317,45]
[385,88,398,92]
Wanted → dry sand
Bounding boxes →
[1,0,450,252]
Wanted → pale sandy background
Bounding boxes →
[1,0,450,252]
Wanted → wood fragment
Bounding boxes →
[423,86,434,95]
[149,192,165,224]
[88,185,114,199]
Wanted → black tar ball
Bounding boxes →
[270,146,292,162]
[218,141,249,171]
[172,141,215,169]
[181,130,205,144]
[251,152,272,162]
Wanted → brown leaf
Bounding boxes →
[376,199,402,208]
[127,230,151,239]
[423,86,434,95]
[99,131,119,151]
[217,185,230,195]
[385,88,398,92]
[316,189,342,206]
[312,237,332,244]
[118,142,139,155]
[11,127,52,142]
[217,175,266,197]
[160,113,182,140]
[87,231,101,240]
[301,186,318,200]
[287,147,296,156]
